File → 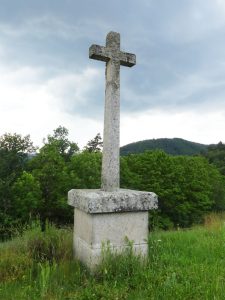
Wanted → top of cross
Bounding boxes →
[89,31,136,67]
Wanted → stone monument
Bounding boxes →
[68,31,158,269]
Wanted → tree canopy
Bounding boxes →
[84,133,103,153]
[0,129,225,239]
[203,142,225,175]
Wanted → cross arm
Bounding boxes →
[119,51,136,67]
[89,44,110,63]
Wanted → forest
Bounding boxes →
[120,137,208,156]
[1,126,225,239]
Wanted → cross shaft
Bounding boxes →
[89,31,136,191]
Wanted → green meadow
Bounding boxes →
[1,214,225,300]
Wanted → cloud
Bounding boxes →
[1,0,225,146]
[0,60,104,147]
[141,0,225,45]
[0,12,111,43]
[1,1,224,112]
[122,67,225,115]
[0,16,84,40]
[45,67,104,115]
[121,109,225,146]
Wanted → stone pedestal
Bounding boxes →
[68,189,158,269]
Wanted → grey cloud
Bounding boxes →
[1,0,225,118]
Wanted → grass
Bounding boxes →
[0,215,225,299]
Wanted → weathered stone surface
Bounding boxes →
[89,33,136,66]
[89,31,136,192]
[68,188,158,213]
[74,236,148,269]
[68,32,158,269]
[73,208,149,269]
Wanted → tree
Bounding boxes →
[84,133,103,153]
[68,151,102,189]
[121,150,225,228]
[30,145,71,227]
[27,127,79,227]
[0,133,36,237]
[0,133,36,153]
[12,171,41,222]
[45,126,79,160]
[204,142,225,175]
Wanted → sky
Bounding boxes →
[1,0,225,149]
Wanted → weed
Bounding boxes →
[1,217,225,299]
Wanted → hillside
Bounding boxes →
[120,138,208,156]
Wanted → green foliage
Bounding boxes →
[0,222,72,284]
[84,133,103,153]
[29,141,72,225]
[0,249,32,283]
[120,137,208,156]
[0,133,36,153]
[1,127,225,235]
[121,151,225,228]
[120,156,141,189]
[45,125,79,161]
[1,221,225,299]
[69,151,102,189]
[12,171,41,222]
[96,238,144,283]
[204,142,225,175]
[22,222,73,263]
[0,128,102,235]
[0,133,36,239]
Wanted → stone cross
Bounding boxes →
[68,32,157,269]
[89,31,136,191]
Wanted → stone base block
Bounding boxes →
[74,208,149,269]
[68,189,158,269]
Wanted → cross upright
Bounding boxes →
[89,31,136,192]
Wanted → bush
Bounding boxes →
[122,151,225,228]
[22,222,73,262]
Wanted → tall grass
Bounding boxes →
[1,215,225,299]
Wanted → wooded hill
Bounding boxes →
[120,138,208,156]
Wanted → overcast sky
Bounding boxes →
[1,0,225,148]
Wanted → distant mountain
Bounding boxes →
[120,138,208,156]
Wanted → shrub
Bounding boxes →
[22,222,73,262]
